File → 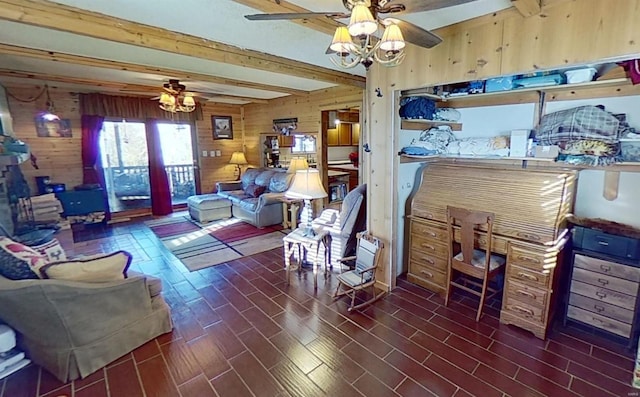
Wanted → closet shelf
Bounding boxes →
[400,119,462,131]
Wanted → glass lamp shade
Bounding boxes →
[159,93,174,105]
[330,27,355,54]
[229,151,248,165]
[286,169,327,200]
[182,95,196,107]
[379,23,406,52]
[287,157,309,173]
[348,3,377,36]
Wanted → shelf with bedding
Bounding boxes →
[400,119,462,131]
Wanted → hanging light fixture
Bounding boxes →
[157,79,196,113]
[329,1,406,70]
[40,84,60,121]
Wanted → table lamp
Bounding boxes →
[287,157,309,173]
[285,169,327,236]
[229,151,248,180]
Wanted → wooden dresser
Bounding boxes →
[407,163,577,339]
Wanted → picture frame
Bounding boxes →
[212,115,233,140]
[34,116,73,138]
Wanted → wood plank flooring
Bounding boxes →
[1,216,636,396]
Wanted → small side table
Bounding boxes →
[278,197,302,229]
[283,228,331,289]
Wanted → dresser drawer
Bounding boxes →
[503,296,544,323]
[574,254,640,283]
[410,235,449,259]
[572,267,639,297]
[570,280,636,310]
[507,264,550,289]
[569,293,635,324]
[409,260,447,288]
[410,250,448,273]
[411,221,448,243]
[567,305,632,338]
[508,245,550,271]
[506,280,548,308]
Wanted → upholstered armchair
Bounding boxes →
[312,184,367,268]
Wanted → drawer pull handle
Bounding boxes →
[517,255,540,264]
[512,305,534,316]
[516,290,536,299]
[517,272,539,281]
[429,231,437,237]
[592,317,605,324]
[420,270,434,278]
[597,278,609,286]
[599,264,611,272]
[421,257,435,265]
[595,291,608,299]
[597,241,609,246]
[420,243,435,251]
[593,305,605,313]
[426,214,434,219]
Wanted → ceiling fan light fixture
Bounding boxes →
[156,80,196,113]
[330,26,355,54]
[182,95,195,107]
[348,3,377,36]
[379,23,405,52]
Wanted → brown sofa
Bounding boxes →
[216,167,293,228]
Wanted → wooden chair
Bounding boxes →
[445,206,505,321]
[333,232,384,311]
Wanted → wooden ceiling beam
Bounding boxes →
[0,69,271,104]
[0,44,309,96]
[231,0,342,36]
[0,0,365,88]
[511,0,541,17]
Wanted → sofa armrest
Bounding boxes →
[255,192,285,210]
[217,181,242,192]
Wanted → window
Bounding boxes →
[291,134,316,153]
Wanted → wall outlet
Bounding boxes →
[202,150,208,157]
[210,150,216,157]
[215,150,221,157]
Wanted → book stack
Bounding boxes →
[25,193,64,224]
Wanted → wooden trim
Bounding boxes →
[511,0,541,17]
[0,0,365,88]
[0,69,270,104]
[0,44,310,97]
[231,0,341,36]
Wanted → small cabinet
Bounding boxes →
[327,128,339,146]
[338,123,352,146]
[278,135,294,147]
[351,123,360,146]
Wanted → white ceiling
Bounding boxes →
[0,0,513,104]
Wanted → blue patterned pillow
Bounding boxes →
[0,237,49,280]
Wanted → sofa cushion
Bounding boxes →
[222,190,251,204]
[241,168,262,190]
[238,197,260,212]
[0,237,48,280]
[40,250,132,282]
[255,170,276,187]
[269,172,293,193]
[245,184,266,198]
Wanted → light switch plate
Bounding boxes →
[216,150,221,157]
[210,150,216,157]
[202,150,208,157]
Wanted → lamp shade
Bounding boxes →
[229,151,248,165]
[348,3,377,36]
[182,95,195,107]
[379,23,406,52]
[286,169,327,200]
[330,26,355,54]
[287,157,309,173]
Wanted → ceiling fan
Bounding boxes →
[245,0,479,68]
[152,79,197,113]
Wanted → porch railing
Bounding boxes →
[105,164,195,200]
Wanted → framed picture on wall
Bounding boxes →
[34,116,73,138]
[212,115,233,140]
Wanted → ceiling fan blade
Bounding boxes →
[381,0,479,14]
[387,18,442,48]
[245,12,349,21]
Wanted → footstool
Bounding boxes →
[187,194,232,223]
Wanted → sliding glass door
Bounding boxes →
[157,122,197,206]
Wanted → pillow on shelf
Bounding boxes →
[245,183,266,198]
[0,237,49,280]
[40,250,132,282]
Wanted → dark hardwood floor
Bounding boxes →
[2,215,636,397]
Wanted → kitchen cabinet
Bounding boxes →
[278,135,294,147]
[351,123,360,146]
[328,123,359,146]
[338,123,352,146]
[327,128,339,146]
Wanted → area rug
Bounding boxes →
[146,216,287,271]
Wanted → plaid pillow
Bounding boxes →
[0,237,49,280]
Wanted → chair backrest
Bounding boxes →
[339,184,367,257]
[446,206,495,269]
[355,232,382,282]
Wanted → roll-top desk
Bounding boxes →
[407,163,577,339]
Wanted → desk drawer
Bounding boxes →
[503,296,544,323]
[569,280,636,310]
[411,221,447,243]
[572,267,639,297]
[569,293,634,324]
[506,280,547,308]
[507,264,550,289]
[508,245,550,271]
[567,305,632,338]
[409,260,447,287]
[410,250,448,273]
[574,254,640,283]
[410,236,449,259]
